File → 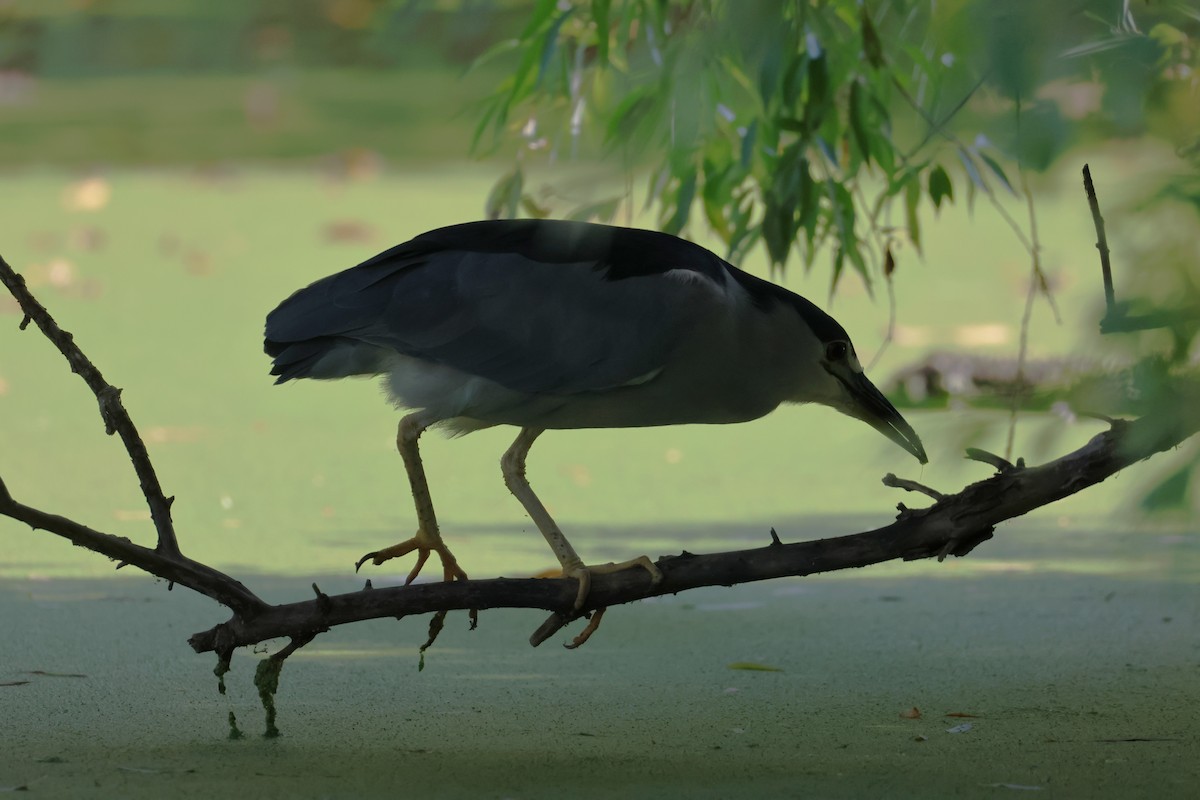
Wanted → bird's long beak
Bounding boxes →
[841,371,928,464]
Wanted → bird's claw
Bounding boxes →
[354,533,468,584]
[564,608,607,650]
[530,557,663,648]
[567,566,590,612]
[564,555,663,612]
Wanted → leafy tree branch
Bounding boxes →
[472,0,1199,289]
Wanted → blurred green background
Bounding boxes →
[0,0,527,167]
[1,0,1197,580]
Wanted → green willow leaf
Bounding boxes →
[762,195,791,267]
[905,176,922,254]
[797,157,818,248]
[758,41,783,106]
[832,181,871,292]
[740,119,758,169]
[605,86,658,145]
[978,151,1017,195]
[521,194,551,218]
[928,164,954,211]
[861,6,886,69]
[519,0,558,39]
[536,8,575,89]
[782,50,808,109]
[566,196,622,222]
[804,50,830,133]
[663,168,697,235]
[485,167,524,220]
[468,0,1108,282]
[593,0,611,65]
[848,79,871,167]
[955,148,988,194]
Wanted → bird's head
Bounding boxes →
[731,269,925,464]
[800,335,927,464]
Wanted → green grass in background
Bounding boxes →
[0,69,503,167]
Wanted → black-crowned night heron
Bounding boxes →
[265,219,927,607]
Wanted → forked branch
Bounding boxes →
[0,255,266,619]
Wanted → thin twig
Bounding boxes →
[1005,170,1046,461]
[0,254,181,558]
[964,447,1017,473]
[0,483,266,617]
[882,473,946,501]
[898,73,988,159]
[1082,164,1116,314]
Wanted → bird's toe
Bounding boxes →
[352,530,468,584]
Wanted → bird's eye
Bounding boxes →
[826,341,849,361]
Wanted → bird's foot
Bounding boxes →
[563,555,663,612]
[355,528,469,584]
[564,608,607,650]
[528,558,660,649]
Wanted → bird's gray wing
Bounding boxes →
[267,245,726,395]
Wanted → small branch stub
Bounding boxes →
[1084,164,1200,334]
[965,448,1016,473]
[1083,163,1116,314]
[882,473,946,501]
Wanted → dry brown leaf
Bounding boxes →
[144,426,204,444]
[62,176,111,212]
[183,249,212,276]
[323,220,376,244]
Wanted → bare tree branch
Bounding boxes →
[0,476,265,617]
[181,404,1198,653]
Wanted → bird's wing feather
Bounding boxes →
[265,220,734,395]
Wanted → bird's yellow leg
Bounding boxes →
[355,413,468,584]
[501,427,662,611]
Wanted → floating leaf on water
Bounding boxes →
[727,662,783,672]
